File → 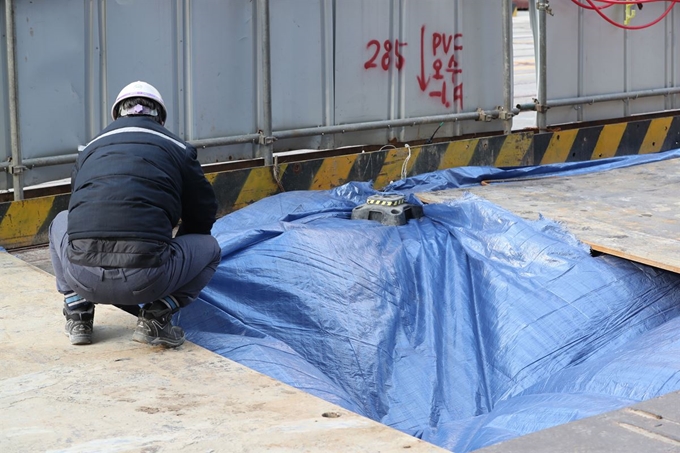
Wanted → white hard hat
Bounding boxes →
[111,80,167,124]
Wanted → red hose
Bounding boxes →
[570,0,613,10]
[569,0,679,30]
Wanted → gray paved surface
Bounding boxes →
[2,252,447,453]
[11,246,54,275]
[479,392,680,452]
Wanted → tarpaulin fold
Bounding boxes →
[179,149,680,452]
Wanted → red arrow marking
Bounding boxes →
[417,25,430,92]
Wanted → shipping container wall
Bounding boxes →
[334,0,504,147]
[545,2,680,126]
[0,0,506,191]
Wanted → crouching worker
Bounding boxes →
[49,81,220,348]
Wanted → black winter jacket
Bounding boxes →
[67,116,217,268]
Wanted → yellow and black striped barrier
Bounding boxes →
[2,114,680,250]
[366,195,405,207]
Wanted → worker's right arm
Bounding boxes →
[178,144,217,236]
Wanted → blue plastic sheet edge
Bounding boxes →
[385,147,680,194]
[179,149,680,452]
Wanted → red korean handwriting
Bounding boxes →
[419,25,463,109]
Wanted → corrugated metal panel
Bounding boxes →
[334,0,505,147]
[269,0,330,151]
[12,0,87,187]
[187,1,256,161]
[546,2,680,125]
[0,0,507,191]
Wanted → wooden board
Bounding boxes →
[417,158,680,274]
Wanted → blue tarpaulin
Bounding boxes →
[179,149,680,451]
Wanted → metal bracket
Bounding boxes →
[7,164,27,175]
[476,108,494,122]
[497,107,514,121]
[533,99,549,113]
[537,2,554,16]
[257,131,277,146]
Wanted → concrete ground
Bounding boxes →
[480,394,680,452]
[1,251,448,452]
[11,244,54,274]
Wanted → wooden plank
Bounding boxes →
[417,158,680,274]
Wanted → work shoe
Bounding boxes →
[63,303,95,345]
[132,306,185,348]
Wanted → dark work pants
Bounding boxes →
[49,211,220,308]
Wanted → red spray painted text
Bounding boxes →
[364,26,463,110]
